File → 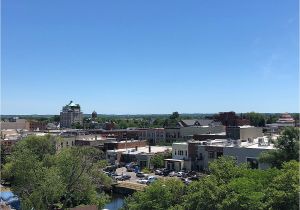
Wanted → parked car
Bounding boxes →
[115,174,131,181]
[154,169,163,175]
[177,172,185,177]
[162,169,170,176]
[137,178,149,184]
[108,172,118,177]
[136,172,148,178]
[168,171,176,177]
[146,176,158,185]
[121,174,131,180]
[137,176,157,185]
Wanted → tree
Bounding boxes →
[170,112,180,120]
[2,136,111,210]
[259,127,299,168]
[245,112,265,127]
[264,161,299,210]
[123,157,299,210]
[72,122,83,129]
[56,147,110,209]
[122,179,186,210]
[150,152,171,169]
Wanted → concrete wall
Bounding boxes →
[180,126,225,138]
[226,127,263,140]
[197,145,271,171]
[224,147,270,169]
[0,119,29,130]
[56,136,76,151]
[172,143,188,160]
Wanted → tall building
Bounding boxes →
[60,101,83,128]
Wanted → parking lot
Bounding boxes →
[113,167,198,185]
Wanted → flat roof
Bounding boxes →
[164,159,184,162]
[173,142,188,145]
[107,146,171,154]
[198,137,275,150]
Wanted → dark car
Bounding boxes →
[136,172,148,178]
[162,169,170,176]
[115,174,131,181]
[121,174,131,180]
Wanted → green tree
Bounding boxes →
[246,112,266,127]
[123,179,186,210]
[259,127,299,168]
[264,161,299,210]
[170,112,180,120]
[2,136,111,210]
[150,153,170,169]
[56,147,111,209]
[124,157,299,210]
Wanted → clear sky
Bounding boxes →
[2,0,299,115]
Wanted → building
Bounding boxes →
[165,127,181,142]
[164,142,188,171]
[0,119,29,130]
[103,139,147,151]
[60,101,83,128]
[217,112,250,126]
[226,126,263,140]
[138,128,166,145]
[106,145,171,167]
[164,119,225,142]
[276,113,295,126]
[28,120,47,131]
[196,137,274,171]
[56,136,76,151]
[265,113,296,134]
[193,132,227,141]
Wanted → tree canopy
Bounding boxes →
[150,152,172,169]
[123,156,299,210]
[259,127,299,168]
[245,112,266,127]
[1,135,111,210]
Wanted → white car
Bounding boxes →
[137,178,149,184]
[137,176,157,184]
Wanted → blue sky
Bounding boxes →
[2,0,299,114]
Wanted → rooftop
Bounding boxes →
[197,136,275,150]
[107,146,172,154]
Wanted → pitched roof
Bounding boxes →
[180,119,222,127]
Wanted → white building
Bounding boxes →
[197,137,274,171]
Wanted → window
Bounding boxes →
[208,151,215,159]
[185,151,187,156]
[175,150,177,155]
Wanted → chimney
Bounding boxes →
[95,136,97,141]
[149,145,151,153]
[135,146,138,151]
